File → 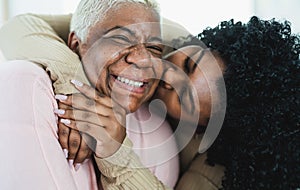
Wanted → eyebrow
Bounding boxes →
[148,36,163,43]
[105,26,162,43]
[104,25,136,36]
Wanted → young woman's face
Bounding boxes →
[70,3,164,113]
[154,46,225,127]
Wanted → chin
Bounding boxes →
[116,98,141,114]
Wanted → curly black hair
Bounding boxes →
[180,16,300,189]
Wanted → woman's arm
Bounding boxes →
[0,13,89,94]
[94,137,172,190]
[34,14,71,43]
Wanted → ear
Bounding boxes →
[68,32,81,55]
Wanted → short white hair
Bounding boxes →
[70,0,160,42]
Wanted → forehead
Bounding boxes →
[108,3,160,24]
[88,3,161,42]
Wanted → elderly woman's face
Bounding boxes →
[70,3,163,113]
[154,46,225,126]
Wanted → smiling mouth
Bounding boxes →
[116,76,145,87]
[111,75,149,93]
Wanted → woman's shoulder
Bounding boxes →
[176,134,225,190]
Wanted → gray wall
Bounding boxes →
[254,0,300,33]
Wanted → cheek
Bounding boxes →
[82,58,107,87]
[155,88,181,120]
[167,101,181,120]
[82,44,119,87]
[193,80,213,124]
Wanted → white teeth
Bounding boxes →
[116,76,144,87]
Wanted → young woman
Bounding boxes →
[160,16,300,189]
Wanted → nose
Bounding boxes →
[125,45,153,68]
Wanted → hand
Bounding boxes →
[55,100,93,169]
[55,79,126,159]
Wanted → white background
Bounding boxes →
[0,0,299,34]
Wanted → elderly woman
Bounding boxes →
[0,0,180,189]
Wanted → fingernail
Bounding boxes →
[69,159,74,169]
[63,149,68,158]
[71,79,83,87]
[60,119,71,125]
[75,163,81,171]
[54,109,65,115]
[55,94,68,101]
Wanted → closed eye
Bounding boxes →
[146,44,163,56]
[184,56,191,73]
[147,45,162,52]
[110,35,131,44]
[184,49,206,74]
